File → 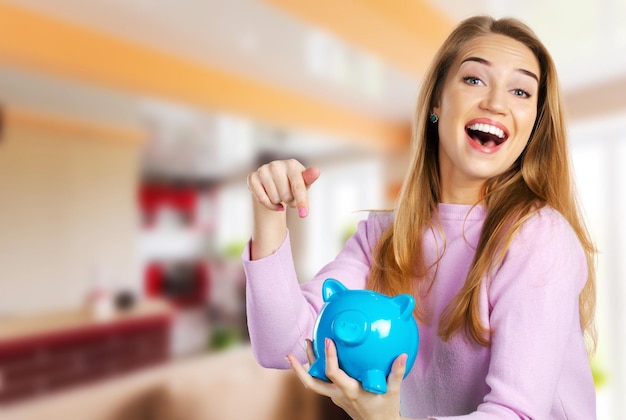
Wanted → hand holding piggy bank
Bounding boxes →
[308,278,419,394]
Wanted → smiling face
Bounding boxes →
[433,33,540,204]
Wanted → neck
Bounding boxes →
[440,180,483,204]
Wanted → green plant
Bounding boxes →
[209,326,240,351]
[591,356,608,388]
[220,240,247,260]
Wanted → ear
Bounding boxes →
[392,294,415,320]
[322,278,347,302]
[431,97,441,119]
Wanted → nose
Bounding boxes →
[333,310,368,346]
[479,86,507,115]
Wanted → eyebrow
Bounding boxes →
[461,56,539,84]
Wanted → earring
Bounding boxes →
[429,112,438,123]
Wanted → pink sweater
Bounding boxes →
[242,204,596,419]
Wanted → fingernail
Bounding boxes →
[285,355,292,366]
[277,204,285,211]
[298,207,308,217]
[400,354,408,366]
[325,337,331,350]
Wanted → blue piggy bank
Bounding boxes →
[308,278,419,394]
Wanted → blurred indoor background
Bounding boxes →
[0,0,624,419]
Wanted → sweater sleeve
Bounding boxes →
[242,211,391,369]
[437,208,591,419]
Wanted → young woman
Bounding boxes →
[243,16,597,419]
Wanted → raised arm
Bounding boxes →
[243,160,388,369]
[244,159,321,366]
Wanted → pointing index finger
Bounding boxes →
[292,166,320,218]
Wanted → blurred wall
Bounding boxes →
[569,112,626,418]
[0,109,143,315]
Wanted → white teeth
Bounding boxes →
[467,123,505,139]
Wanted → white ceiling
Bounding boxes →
[5,0,626,97]
[426,0,626,91]
[1,0,625,177]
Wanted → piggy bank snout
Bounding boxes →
[332,310,368,346]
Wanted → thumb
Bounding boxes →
[302,167,320,188]
[387,353,408,394]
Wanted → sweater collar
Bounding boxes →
[437,203,486,221]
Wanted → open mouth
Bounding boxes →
[465,123,508,148]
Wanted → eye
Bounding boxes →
[511,88,531,98]
[463,76,484,86]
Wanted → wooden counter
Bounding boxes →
[0,299,172,341]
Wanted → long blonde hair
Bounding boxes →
[367,16,597,351]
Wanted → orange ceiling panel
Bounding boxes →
[4,106,145,144]
[0,2,410,151]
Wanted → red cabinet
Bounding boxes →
[0,300,172,404]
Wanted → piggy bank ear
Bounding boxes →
[392,294,415,320]
[322,278,347,302]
